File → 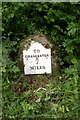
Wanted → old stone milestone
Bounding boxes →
[18,32,59,86]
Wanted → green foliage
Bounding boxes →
[2,2,79,119]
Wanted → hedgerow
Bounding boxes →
[2,2,79,119]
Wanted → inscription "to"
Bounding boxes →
[33,49,40,53]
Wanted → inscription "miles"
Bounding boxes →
[30,66,45,70]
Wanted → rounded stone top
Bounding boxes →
[19,33,53,52]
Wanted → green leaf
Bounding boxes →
[71,58,77,64]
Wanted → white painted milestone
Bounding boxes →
[23,41,52,75]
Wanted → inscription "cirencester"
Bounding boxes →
[25,54,49,58]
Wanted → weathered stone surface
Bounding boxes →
[18,32,59,88]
